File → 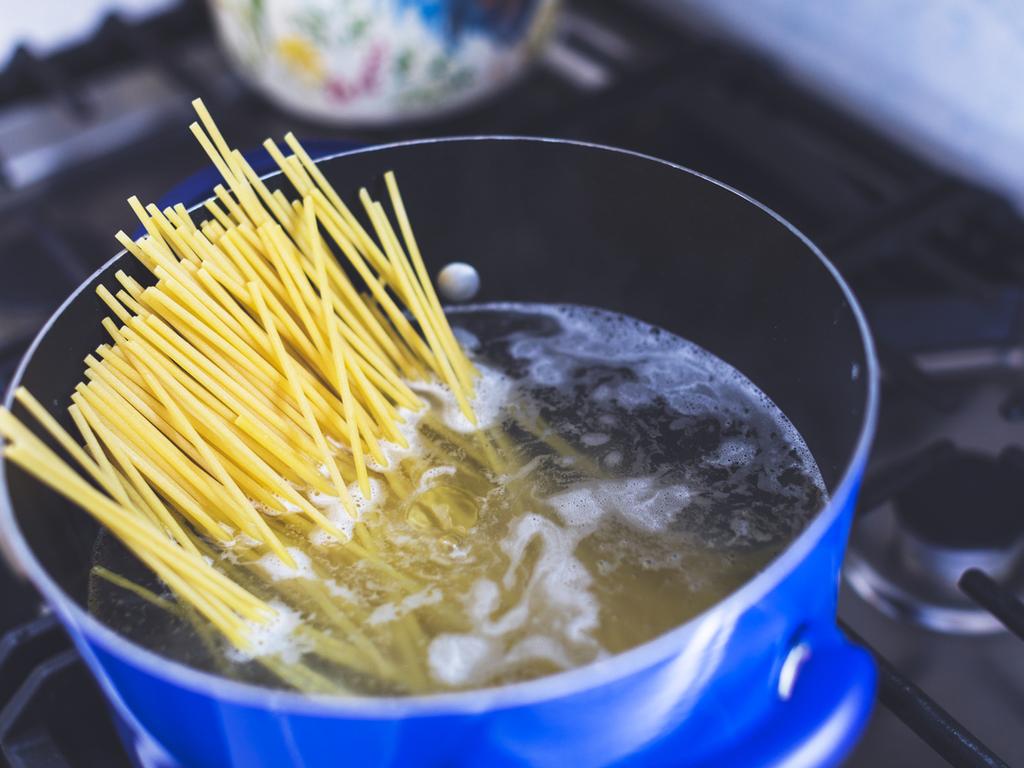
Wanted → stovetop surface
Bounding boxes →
[2,1,1023,767]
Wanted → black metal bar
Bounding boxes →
[0,0,207,109]
[959,569,1024,642]
[840,621,1009,768]
[0,156,11,194]
[8,47,92,119]
[822,180,965,270]
[0,649,79,768]
[999,388,1024,423]
[0,650,80,730]
[878,342,961,412]
[1001,445,1024,476]
[0,614,67,709]
[98,14,214,101]
[909,248,1002,304]
[0,614,62,667]
[856,440,956,515]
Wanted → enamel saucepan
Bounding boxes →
[0,137,878,768]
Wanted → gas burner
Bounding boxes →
[845,446,1024,633]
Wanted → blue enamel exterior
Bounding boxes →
[0,138,878,768]
[52,466,873,768]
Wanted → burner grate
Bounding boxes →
[847,439,1024,764]
[959,569,1024,642]
[0,616,130,768]
[840,622,1008,768]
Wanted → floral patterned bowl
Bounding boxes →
[207,0,561,124]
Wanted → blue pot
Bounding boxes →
[0,137,879,768]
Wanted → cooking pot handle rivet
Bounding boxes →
[437,262,480,303]
[777,641,812,701]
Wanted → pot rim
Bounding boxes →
[0,135,879,717]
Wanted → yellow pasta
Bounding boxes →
[0,99,483,682]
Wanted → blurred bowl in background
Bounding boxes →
[208,0,561,125]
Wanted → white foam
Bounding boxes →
[581,432,609,447]
[477,303,717,413]
[409,363,512,434]
[505,634,574,669]
[530,359,565,387]
[221,532,261,550]
[405,587,443,610]
[309,527,345,548]
[548,477,691,534]
[350,478,385,517]
[232,601,309,663]
[251,496,304,518]
[309,480,383,536]
[257,548,316,581]
[374,409,425,469]
[252,502,283,517]
[466,578,500,623]
[422,505,605,689]
[367,587,443,626]
[325,579,360,603]
[427,634,496,687]
[367,604,397,625]
[708,438,758,467]
[307,493,355,542]
[417,465,457,491]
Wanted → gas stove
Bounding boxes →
[1,1,1023,766]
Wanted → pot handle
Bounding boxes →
[703,628,876,768]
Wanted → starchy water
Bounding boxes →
[89,303,826,695]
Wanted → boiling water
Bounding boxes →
[89,303,826,695]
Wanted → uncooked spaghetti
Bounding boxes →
[0,99,479,656]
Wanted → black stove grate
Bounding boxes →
[1,1,1023,766]
[840,621,1009,768]
[848,442,1024,768]
[960,570,1024,643]
[0,616,131,768]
